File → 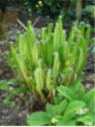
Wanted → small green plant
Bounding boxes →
[84,5,95,18]
[0,16,90,104]
[27,81,95,126]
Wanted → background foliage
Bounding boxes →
[2,0,94,22]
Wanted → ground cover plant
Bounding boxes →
[27,81,95,126]
[0,16,91,105]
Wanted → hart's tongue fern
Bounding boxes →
[5,16,90,103]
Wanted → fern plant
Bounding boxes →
[0,16,90,103]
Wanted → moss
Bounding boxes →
[0,35,4,40]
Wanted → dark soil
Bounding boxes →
[0,94,27,125]
[0,42,13,80]
[0,22,27,125]
[82,51,95,92]
[0,8,94,125]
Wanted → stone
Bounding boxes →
[4,7,19,23]
[34,28,40,39]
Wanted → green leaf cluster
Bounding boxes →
[0,79,29,106]
[27,82,95,126]
[84,5,95,18]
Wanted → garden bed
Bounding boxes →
[0,6,94,125]
[0,21,94,125]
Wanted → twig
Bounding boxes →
[17,19,27,30]
[15,93,26,101]
[32,16,41,27]
[17,16,41,30]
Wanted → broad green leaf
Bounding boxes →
[76,115,93,125]
[89,99,95,115]
[46,103,58,116]
[56,120,76,126]
[76,83,85,100]
[64,100,86,119]
[47,99,68,116]
[27,112,52,126]
[83,88,95,105]
[57,86,76,101]
[70,80,82,92]
[54,94,63,104]
[70,81,85,100]
[58,99,68,114]
[89,99,95,125]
